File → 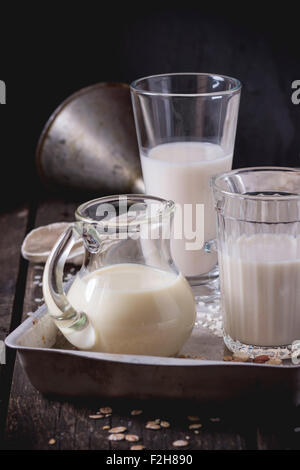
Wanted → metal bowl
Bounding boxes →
[36,82,143,195]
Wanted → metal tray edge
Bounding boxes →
[5,304,300,370]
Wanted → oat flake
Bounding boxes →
[109,426,127,434]
[172,440,188,447]
[100,407,112,414]
[108,433,125,441]
[125,434,140,442]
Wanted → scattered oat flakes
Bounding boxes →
[108,433,125,441]
[223,355,233,361]
[210,417,221,422]
[232,352,250,362]
[109,426,127,434]
[266,358,282,365]
[131,445,145,450]
[146,421,161,430]
[185,436,190,440]
[172,440,189,447]
[253,355,270,364]
[89,414,104,419]
[131,409,143,416]
[189,423,202,430]
[102,425,110,430]
[160,420,170,428]
[105,414,112,417]
[100,407,112,414]
[187,416,200,422]
[125,434,140,442]
[48,438,56,445]
[194,430,200,435]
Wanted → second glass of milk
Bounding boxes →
[212,167,300,358]
[131,73,241,294]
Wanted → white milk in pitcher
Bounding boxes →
[219,233,300,347]
[66,263,196,356]
[141,142,232,277]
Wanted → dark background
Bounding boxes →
[1,5,300,209]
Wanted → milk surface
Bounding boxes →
[66,263,196,356]
[141,142,232,277]
[219,234,300,346]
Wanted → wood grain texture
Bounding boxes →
[0,204,30,443]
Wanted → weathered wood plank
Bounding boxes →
[0,204,30,443]
[0,205,30,340]
[256,406,300,450]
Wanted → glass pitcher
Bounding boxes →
[43,195,196,356]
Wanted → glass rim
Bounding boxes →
[130,72,242,97]
[211,166,300,201]
[75,194,176,227]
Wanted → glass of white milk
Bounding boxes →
[130,73,241,300]
[211,167,300,358]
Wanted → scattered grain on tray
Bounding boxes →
[48,438,56,445]
[172,440,189,447]
[194,430,200,435]
[223,355,233,361]
[266,358,282,365]
[232,352,250,362]
[131,445,145,450]
[89,414,104,419]
[160,420,170,428]
[108,433,125,441]
[185,436,190,440]
[102,425,110,430]
[125,434,140,442]
[189,423,202,430]
[99,406,112,414]
[253,355,270,364]
[187,416,200,422]
[131,409,143,416]
[146,421,161,430]
[109,426,127,434]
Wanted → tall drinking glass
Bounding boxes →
[130,73,241,297]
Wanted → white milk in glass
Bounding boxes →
[66,263,196,356]
[219,234,300,346]
[141,142,233,277]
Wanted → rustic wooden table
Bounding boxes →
[1,197,300,451]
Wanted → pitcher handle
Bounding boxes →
[43,224,96,350]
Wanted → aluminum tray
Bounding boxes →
[5,305,300,404]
